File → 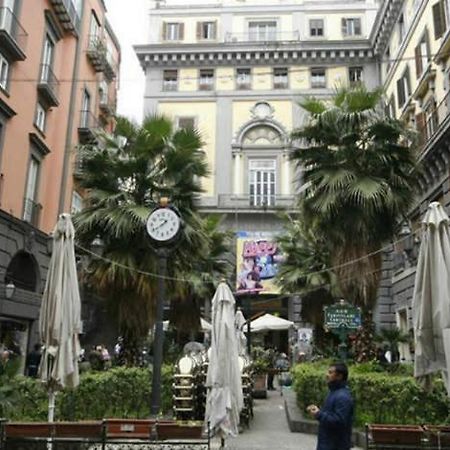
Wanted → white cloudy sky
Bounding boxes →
[105,0,148,124]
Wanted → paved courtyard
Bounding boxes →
[211,389,319,450]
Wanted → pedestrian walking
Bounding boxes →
[307,362,354,450]
[26,344,42,377]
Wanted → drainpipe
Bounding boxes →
[58,1,85,215]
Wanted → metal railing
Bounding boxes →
[0,6,28,53]
[218,194,295,209]
[50,0,80,33]
[23,198,42,227]
[99,90,117,114]
[225,30,300,43]
[39,63,60,100]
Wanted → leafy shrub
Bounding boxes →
[292,363,450,427]
[3,366,174,421]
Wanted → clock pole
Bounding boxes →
[150,246,167,415]
[146,197,182,416]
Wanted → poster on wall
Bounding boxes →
[236,231,283,295]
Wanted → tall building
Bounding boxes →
[371,0,450,361]
[0,0,120,366]
[135,0,380,347]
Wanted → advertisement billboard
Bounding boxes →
[236,231,283,295]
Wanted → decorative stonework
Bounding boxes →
[250,101,274,120]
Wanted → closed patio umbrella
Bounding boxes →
[235,308,247,356]
[204,282,243,440]
[413,202,450,395]
[38,213,82,421]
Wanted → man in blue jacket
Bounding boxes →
[307,362,354,450]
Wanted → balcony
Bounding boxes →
[37,64,60,107]
[99,92,116,116]
[86,35,118,80]
[50,0,80,34]
[23,198,42,228]
[224,31,300,44]
[416,90,450,153]
[217,194,295,211]
[78,110,101,144]
[0,7,27,61]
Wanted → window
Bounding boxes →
[89,12,101,49]
[0,0,15,33]
[163,22,184,41]
[71,191,83,214]
[385,46,391,75]
[398,13,405,45]
[197,21,216,40]
[433,0,447,39]
[35,103,46,132]
[248,21,277,41]
[40,33,54,84]
[341,18,361,36]
[415,32,430,78]
[0,53,8,90]
[99,80,108,104]
[311,68,326,88]
[236,68,251,89]
[23,156,40,223]
[273,67,288,89]
[177,117,195,129]
[396,67,411,108]
[81,89,91,127]
[199,69,214,90]
[309,19,324,37]
[424,99,438,140]
[249,160,276,207]
[349,67,363,85]
[385,95,396,118]
[163,70,178,91]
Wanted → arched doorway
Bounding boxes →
[5,251,40,292]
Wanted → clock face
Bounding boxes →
[146,207,181,242]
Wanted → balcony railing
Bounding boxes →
[23,198,42,227]
[37,64,60,107]
[50,0,80,34]
[217,194,295,210]
[99,91,117,116]
[78,110,101,144]
[224,30,300,43]
[0,7,27,61]
[416,90,450,153]
[86,35,118,80]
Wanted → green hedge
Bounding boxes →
[4,366,174,421]
[292,363,450,427]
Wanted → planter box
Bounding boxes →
[53,421,103,438]
[253,373,267,399]
[368,424,423,445]
[423,425,450,447]
[5,423,53,438]
[157,423,204,440]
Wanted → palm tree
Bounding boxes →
[291,86,418,309]
[74,115,229,362]
[291,86,419,359]
[276,213,338,350]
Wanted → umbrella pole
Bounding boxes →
[48,389,56,422]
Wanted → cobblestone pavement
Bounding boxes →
[210,389,318,450]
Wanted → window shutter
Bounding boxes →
[196,22,202,40]
[405,67,411,96]
[355,19,361,35]
[162,22,167,40]
[390,95,396,118]
[212,20,217,39]
[415,45,423,78]
[397,78,405,108]
[179,23,185,40]
[433,0,446,39]
[341,18,347,36]
[415,112,426,145]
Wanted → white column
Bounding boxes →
[281,151,290,195]
[233,151,242,195]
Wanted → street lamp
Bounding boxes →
[146,198,182,415]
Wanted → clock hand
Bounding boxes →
[154,219,168,230]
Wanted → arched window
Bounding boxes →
[242,125,283,146]
[5,251,40,292]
